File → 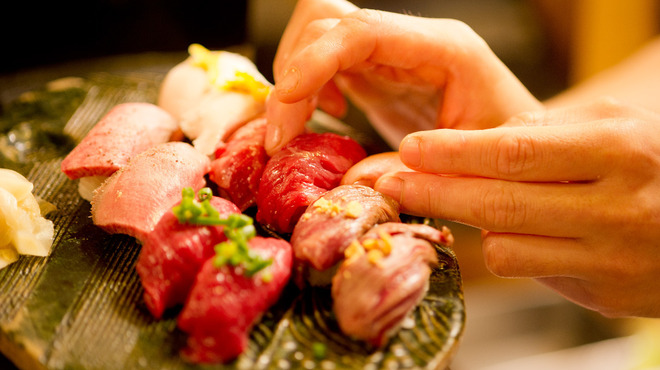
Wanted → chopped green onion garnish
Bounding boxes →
[175,187,273,279]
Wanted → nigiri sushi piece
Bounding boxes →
[136,194,241,319]
[61,102,180,201]
[331,222,453,347]
[290,184,400,286]
[208,115,269,211]
[158,44,271,156]
[177,236,292,364]
[91,142,210,242]
[256,132,366,235]
[0,168,54,269]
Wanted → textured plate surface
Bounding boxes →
[0,72,464,369]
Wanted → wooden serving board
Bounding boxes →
[0,71,465,369]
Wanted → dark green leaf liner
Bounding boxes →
[0,72,464,369]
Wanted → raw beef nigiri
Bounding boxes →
[177,236,292,364]
[208,116,269,211]
[256,132,366,234]
[136,195,241,319]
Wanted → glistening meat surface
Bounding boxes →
[209,116,269,211]
[256,132,366,234]
[136,196,241,319]
[91,142,210,242]
[177,236,292,364]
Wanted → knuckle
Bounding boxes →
[304,18,335,35]
[599,119,656,174]
[587,96,629,117]
[347,8,384,26]
[443,18,475,36]
[473,184,526,231]
[505,111,544,127]
[490,133,537,178]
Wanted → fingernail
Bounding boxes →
[276,67,301,95]
[352,178,375,187]
[266,123,283,155]
[399,135,422,168]
[375,175,403,203]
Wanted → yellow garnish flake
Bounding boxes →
[188,43,270,102]
[223,71,271,102]
[367,249,385,267]
[344,200,363,218]
[188,43,221,83]
[344,240,365,261]
[361,238,379,251]
[189,44,213,67]
[353,231,394,266]
[312,197,343,217]
[312,198,363,219]
[377,230,393,256]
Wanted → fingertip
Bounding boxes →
[274,66,302,100]
[374,174,403,204]
[480,232,519,278]
[398,134,422,169]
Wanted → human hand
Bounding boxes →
[265,0,542,155]
[374,99,660,317]
[341,151,411,187]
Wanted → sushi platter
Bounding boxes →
[0,57,464,369]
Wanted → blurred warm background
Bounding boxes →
[2,1,659,369]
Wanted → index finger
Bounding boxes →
[399,122,613,183]
[264,93,316,155]
[273,0,358,80]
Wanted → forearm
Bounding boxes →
[545,36,660,114]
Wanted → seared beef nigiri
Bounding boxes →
[61,102,180,200]
[331,222,453,347]
[256,132,366,234]
[91,142,210,242]
[177,236,292,364]
[136,196,241,319]
[290,184,399,285]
